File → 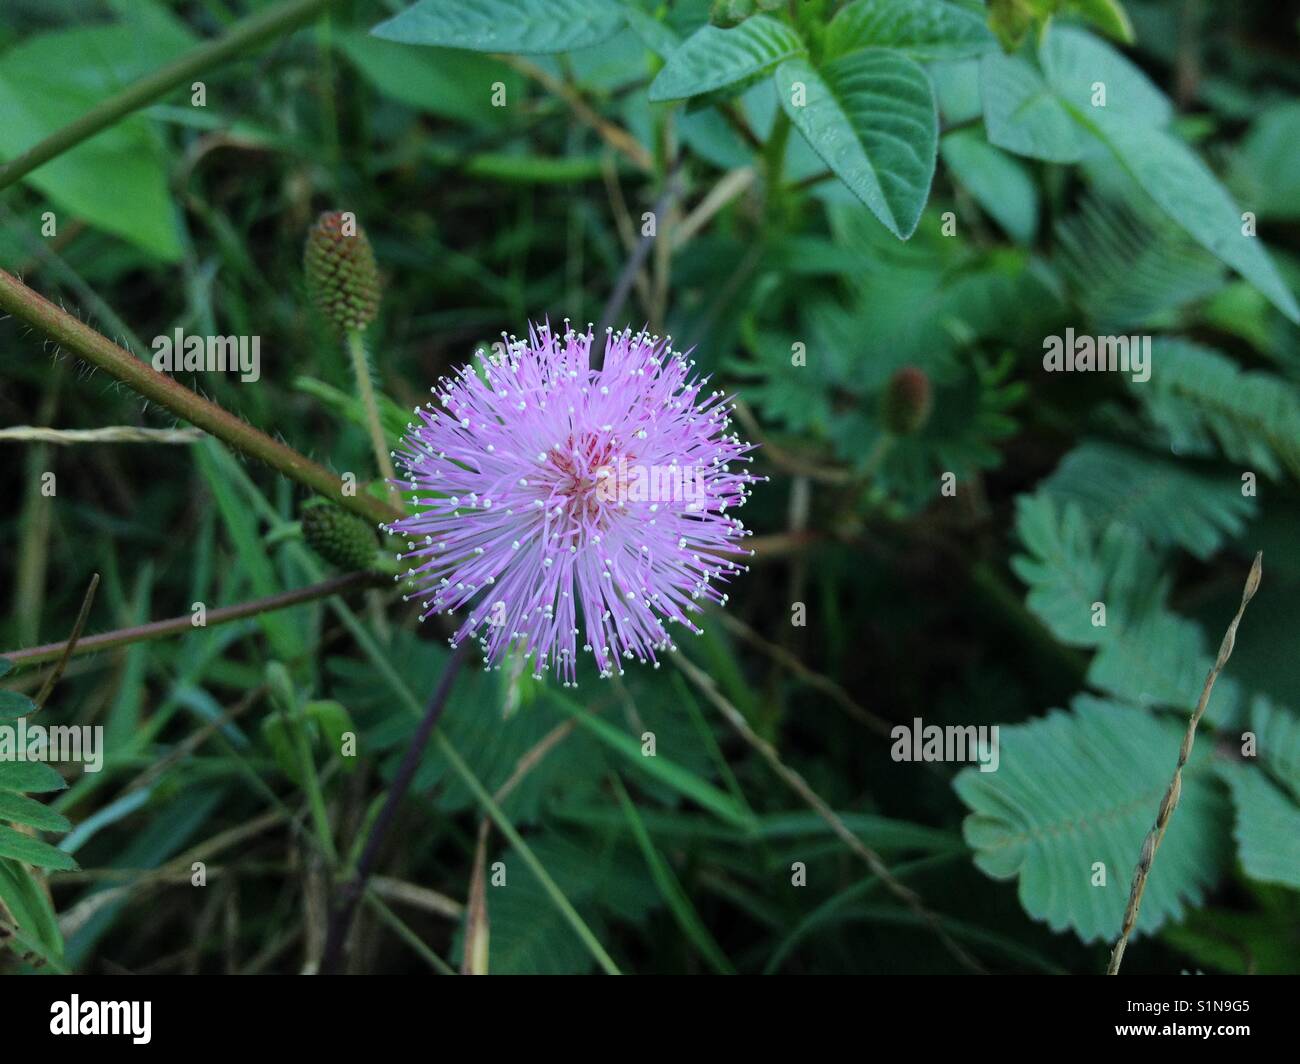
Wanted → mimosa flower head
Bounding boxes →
[386,322,761,686]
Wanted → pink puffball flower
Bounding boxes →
[386,322,761,686]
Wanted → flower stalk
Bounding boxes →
[346,329,399,504]
[0,268,397,527]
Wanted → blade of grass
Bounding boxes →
[611,774,735,975]
[32,573,98,711]
[547,688,756,831]
[364,893,455,975]
[672,673,752,814]
[196,441,301,661]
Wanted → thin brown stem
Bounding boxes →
[319,641,469,974]
[1107,552,1263,975]
[717,612,895,738]
[2,570,382,669]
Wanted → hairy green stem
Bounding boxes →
[0,0,338,192]
[346,329,398,502]
[0,268,397,526]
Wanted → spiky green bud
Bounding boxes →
[880,366,933,436]
[301,500,377,570]
[304,211,381,335]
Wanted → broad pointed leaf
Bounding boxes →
[826,0,996,61]
[649,16,805,102]
[776,51,937,239]
[980,51,1085,162]
[372,0,626,54]
[1039,25,1169,126]
[1082,115,1300,323]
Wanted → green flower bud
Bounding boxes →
[304,211,381,335]
[301,500,377,570]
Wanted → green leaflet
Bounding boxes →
[0,857,65,966]
[1245,696,1300,801]
[0,823,77,871]
[0,689,35,722]
[0,791,71,834]
[1011,493,1245,725]
[1219,764,1300,890]
[1011,493,1165,649]
[1129,339,1300,481]
[0,759,68,794]
[955,695,1230,943]
[1040,440,1255,560]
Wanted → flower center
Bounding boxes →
[545,432,635,532]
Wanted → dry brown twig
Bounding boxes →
[0,426,206,445]
[1106,551,1263,975]
[501,55,653,171]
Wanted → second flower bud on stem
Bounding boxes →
[305,210,399,509]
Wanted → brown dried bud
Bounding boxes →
[880,366,933,436]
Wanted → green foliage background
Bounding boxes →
[1,0,1298,974]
